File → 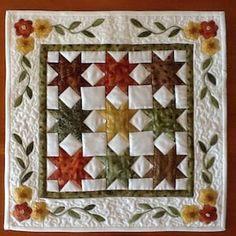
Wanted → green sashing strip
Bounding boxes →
[39,44,194,198]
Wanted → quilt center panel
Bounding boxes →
[39,44,194,198]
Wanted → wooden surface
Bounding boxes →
[0,0,235,235]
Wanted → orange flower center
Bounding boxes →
[206,194,214,201]
[39,25,46,31]
[188,211,197,218]
[19,192,27,198]
[208,42,216,50]
[23,40,29,47]
[36,209,43,214]
[190,27,198,34]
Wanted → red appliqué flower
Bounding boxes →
[200,20,218,39]
[14,19,34,38]
[199,205,217,224]
[12,202,32,222]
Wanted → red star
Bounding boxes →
[48,148,92,190]
[96,53,137,95]
[48,54,90,95]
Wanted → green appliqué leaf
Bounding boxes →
[200,87,208,99]
[207,72,217,85]
[130,18,143,28]
[206,157,215,169]
[91,214,105,222]
[16,157,26,169]
[26,141,34,156]
[19,71,27,82]
[91,18,105,27]
[210,95,219,108]
[138,203,152,210]
[168,28,181,37]
[154,22,166,30]
[81,30,95,38]
[13,133,23,145]
[54,25,65,35]
[202,58,212,70]
[26,86,33,99]
[84,204,96,211]
[167,206,180,216]
[53,206,65,214]
[129,213,143,223]
[22,56,31,68]
[68,209,81,219]
[152,211,165,218]
[14,95,23,107]
[138,31,152,37]
[198,141,207,153]
[202,171,212,184]
[210,134,218,146]
[21,171,33,184]
[69,21,81,30]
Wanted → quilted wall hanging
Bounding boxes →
[4,11,227,232]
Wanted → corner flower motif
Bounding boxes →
[14,185,32,204]
[31,202,49,221]
[181,205,199,224]
[183,21,201,40]
[12,202,32,222]
[200,20,218,39]
[199,188,218,206]
[16,37,35,55]
[34,19,52,38]
[14,19,34,38]
[201,37,220,56]
[199,205,217,224]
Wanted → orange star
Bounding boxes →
[48,148,92,190]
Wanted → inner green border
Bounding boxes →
[39,44,194,198]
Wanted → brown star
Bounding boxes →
[152,147,187,189]
[144,52,185,93]
[48,53,90,95]
[48,148,92,190]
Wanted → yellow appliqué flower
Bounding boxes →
[14,185,32,204]
[181,205,200,224]
[201,37,220,56]
[199,188,218,206]
[16,37,34,55]
[34,19,52,38]
[183,21,201,40]
[31,202,49,221]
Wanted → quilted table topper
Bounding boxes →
[4,11,227,232]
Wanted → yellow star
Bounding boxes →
[99,101,137,142]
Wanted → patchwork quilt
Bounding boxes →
[5,11,227,232]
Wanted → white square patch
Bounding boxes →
[82,133,107,156]
[81,86,105,110]
[128,85,153,109]
[129,131,154,156]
